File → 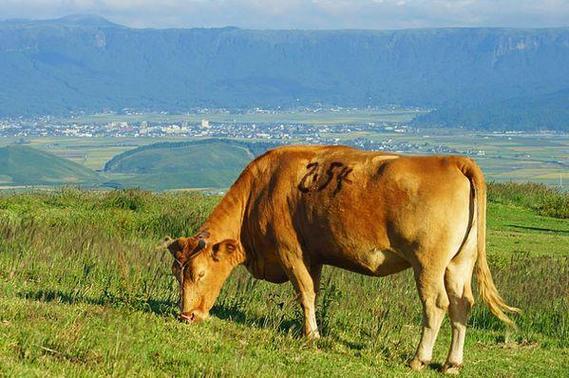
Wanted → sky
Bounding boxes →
[0,0,568,29]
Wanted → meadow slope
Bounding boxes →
[0,185,567,376]
[0,145,99,186]
[102,140,259,190]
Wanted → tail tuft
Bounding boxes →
[475,256,521,327]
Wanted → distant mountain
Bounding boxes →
[1,14,121,28]
[0,145,99,186]
[103,140,259,190]
[1,16,569,130]
[414,89,569,131]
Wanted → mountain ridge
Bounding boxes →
[0,14,122,28]
[3,15,568,32]
[1,16,568,130]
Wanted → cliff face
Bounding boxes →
[1,16,568,130]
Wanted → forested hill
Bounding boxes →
[1,15,569,130]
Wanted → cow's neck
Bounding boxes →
[198,170,251,246]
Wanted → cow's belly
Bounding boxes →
[320,246,410,277]
[243,245,290,283]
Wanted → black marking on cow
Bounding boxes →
[298,161,353,194]
[333,165,353,195]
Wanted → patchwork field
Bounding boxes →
[360,132,569,186]
[0,185,567,376]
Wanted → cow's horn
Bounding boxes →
[197,238,206,250]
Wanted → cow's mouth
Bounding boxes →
[179,311,208,323]
[179,312,195,323]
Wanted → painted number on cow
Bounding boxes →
[298,162,353,194]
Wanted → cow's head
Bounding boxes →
[165,233,244,323]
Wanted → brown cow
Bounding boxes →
[166,145,518,373]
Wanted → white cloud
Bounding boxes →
[0,0,568,29]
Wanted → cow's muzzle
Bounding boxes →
[179,311,208,324]
[179,312,196,323]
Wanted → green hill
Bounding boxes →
[0,145,99,186]
[103,140,257,190]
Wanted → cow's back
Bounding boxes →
[241,146,473,277]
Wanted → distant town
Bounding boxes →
[0,111,414,139]
[0,108,499,157]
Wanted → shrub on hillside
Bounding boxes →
[488,182,568,219]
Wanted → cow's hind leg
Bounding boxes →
[283,261,322,339]
[443,246,476,374]
[410,264,449,371]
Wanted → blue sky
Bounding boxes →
[1,0,568,29]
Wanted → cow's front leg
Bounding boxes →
[284,262,322,339]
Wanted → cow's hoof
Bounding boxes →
[409,357,429,371]
[441,362,463,375]
[306,331,321,341]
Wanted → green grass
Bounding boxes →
[488,182,569,219]
[0,186,568,376]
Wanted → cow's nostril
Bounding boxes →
[179,312,195,323]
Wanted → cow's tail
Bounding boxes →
[460,158,520,327]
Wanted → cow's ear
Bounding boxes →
[211,239,238,261]
[166,237,188,259]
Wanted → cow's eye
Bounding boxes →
[198,271,205,279]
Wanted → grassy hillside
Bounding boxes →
[488,182,569,219]
[0,145,99,186]
[103,140,258,190]
[0,184,567,376]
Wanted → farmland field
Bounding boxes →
[0,128,566,189]
[354,131,569,186]
[0,185,567,376]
